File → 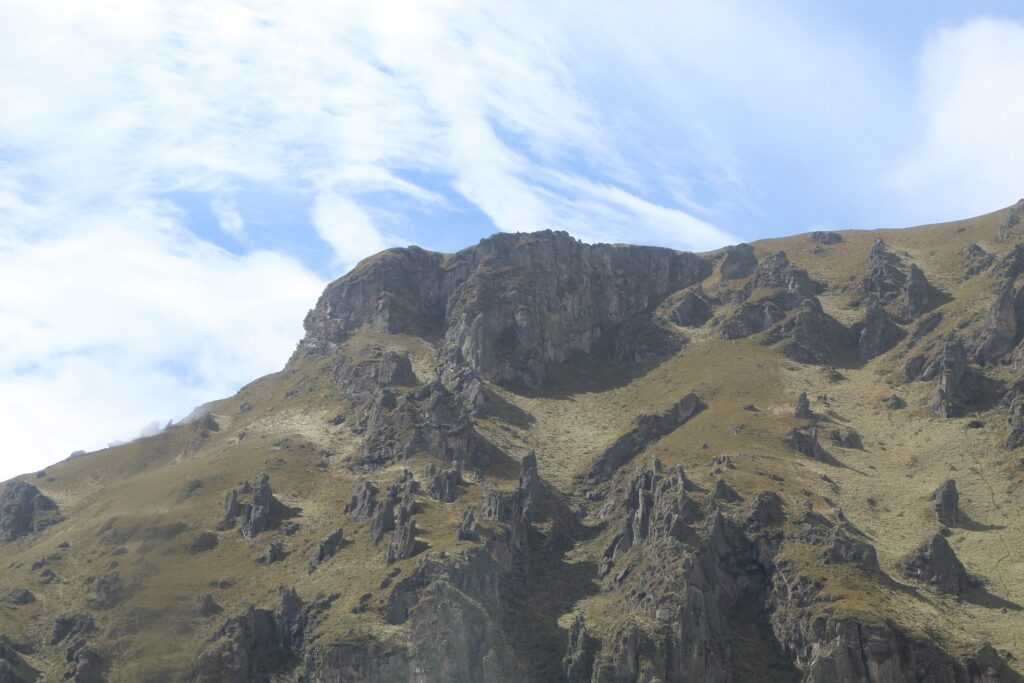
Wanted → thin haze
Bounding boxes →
[1,1,1024,480]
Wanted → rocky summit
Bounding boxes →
[4,207,1024,681]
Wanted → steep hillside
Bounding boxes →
[4,204,1024,681]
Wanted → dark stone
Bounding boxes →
[858,239,906,304]
[308,528,345,572]
[933,480,959,528]
[426,463,462,503]
[344,477,377,521]
[719,243,758,279]
[259,540,285,566]
[764,298,852,365]
[829,427,862,450]
[188,531,219,554]
[385,518,420,565]
[6,588,34,606]
[811,231,843,245]
[369,499,396,545]
[456,508,478,542]
[586,393,705,483]
[708,478,740,504]
[0,481,63,542]
[820,528,881,574]
[931,334,969,418]
[785,427,828,461]
[886,394,907,410]
[670,286,713,327]
[197,593,223,617]
[85,571,125,610]
[794,392,812,418]
[961,242,994,278]
[976,279,1019,365]
[50,614,97,646]
[897,264,934,321]
[376,352,418,387]
[744,491,784,531]
[858,296,901,362]
[242,473,273,539]
[563,612,597,682]
[901,533,970,594]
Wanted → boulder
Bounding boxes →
[829,427,862,450]
[794,392,812,418]
[858,239,906,304]
[0,481,63,542]
[369,500,396,545]
[258,540,285,566]
[196,593,223,617]
[858,296,901,362]
[426,463,462,503]
[961,242,994,278]
[188,531,219,554]
[308,528,345,572]
[385,518,420,565]
[50,614,97,646]
[456,508,478,542]
[785,427,829,461]
[237,473,272,540]
[6,588,34,606]
[344,477,377,521]
[763,297,851,364]
[820,528,882,574]
[933,480,959,528]
[719,243,758,279]
[744,491,784,531]
[670,286,713,327]
[811,231,843,244]
[901,533,970,595]
[976,279,1020,365]
[931,334,969,418]
[897,264,934,321]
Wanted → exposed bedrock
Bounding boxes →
[586,393,705,483]
[0,481,63,542]
[301,230,711,391]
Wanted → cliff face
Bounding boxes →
[4,207,1024,682]
[302,230,711,391]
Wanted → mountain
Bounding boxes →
[4,203,1024,681]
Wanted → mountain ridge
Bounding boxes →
[3,203,1024,681]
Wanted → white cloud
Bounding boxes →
[0,205,323,481]
[311,192,394,269]
[889,18,1024,220]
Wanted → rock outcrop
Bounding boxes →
[344,477,377,521]
[933,479,959,528]
[976,279,1022,365]
[901,533,970,595]
[762,297,851,364]
[794,392,812,418]
[669,286,713,327]
[811,231,842,244]
[303,231,711,391]
[785,427,829,461]
[858,239,906,304]
[719,243,758,279]
[218,473,276,539]
[308,528,345,572]
[562,612,597,683]
[425,463,462,503]
[931,334,969,417]
[586,393,705,483]
[897,263,936,321]
[0,481,63,541]
[858,296,902,362]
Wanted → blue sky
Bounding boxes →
[2,1,1024,480]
